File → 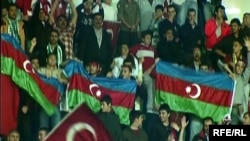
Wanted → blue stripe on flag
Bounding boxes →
[64,60,137,94]
[156,61,234,91]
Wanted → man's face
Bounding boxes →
[243,114,250,125]
[93,15,103,29]
[165,29,174,41]
[230,23,240,34]
[8,132,20,141]
[215,8,225,19]
[101,101,111,112]
[193,47,201,61]
[49,31,59,44]
[121,67,131,79]
[38,130,47,141]
[203,120,213,134]
[188,11,196,24]
[167,7,176,19]
[39,10,47,21]
[57,16,67,29]
[159,110,170,123]
[8,6,17,19]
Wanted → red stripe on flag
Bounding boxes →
[68,74,135,109]
[45,104,112,141]
[156,74,233,107]
[1,40,60,105]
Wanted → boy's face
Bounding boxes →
[143,34,152,46]
[232,41,242,54]
[90,64,99,75]
[38,130,47,141]
[230,23,240,33]
[49,31,59,44]
[235,61,245,75]
[121,44,129,55]
[47,54,57,67]
[155,9,163,18]
[31,58,40,70]
[121,67,131,79]
[159,110,170,123]
[101,101,111,112]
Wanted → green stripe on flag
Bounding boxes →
[155,90,230,122]
[1,56,56,115]
[68,89,131,125]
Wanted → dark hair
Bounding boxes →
[159,103,171,113]
[203,117,214,124]
[243,12,250,17]
[155,4,164,11]
[243,112,250,117]
[167,5,176,12]
[187,8,196,15]
[122,64,132,73]
[129,110,143,124]
[50,29,60,36]
[100,95,112,105]
[233,38,244,46]
[46,53,57,59]
[213,5,227,20]
[92,12,104,19]
[7,2,17,10]
[39,127,49,133]
[56,14,69,26]
[123,54,135,68]
[141,30,152,39]
[230,18,241,26]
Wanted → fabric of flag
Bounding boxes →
[1,34,62,115]
[0,74,19,136]
[45,103,112,141]
[155,61,235,122]
[103,21,121,49]
[64,60,137,125]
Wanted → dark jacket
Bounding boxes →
[97,111,122,141]
[78,27,113,75]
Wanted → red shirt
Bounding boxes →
[205,18,231,50]
[130,43,158,78]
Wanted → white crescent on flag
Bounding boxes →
[66,122,98,141]
[185,83,201,99]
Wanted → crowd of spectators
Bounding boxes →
[1,0,250,141]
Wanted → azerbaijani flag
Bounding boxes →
[64,60,137,125]
[155,61,235,122]
[1,34,61,115]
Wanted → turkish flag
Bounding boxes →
[103,21,121,49]
[45,104,112,141]
[0,74,19,136]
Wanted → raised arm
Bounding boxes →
[242,36,250,83]
[49,0,60,25]
[67,0,78,26]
